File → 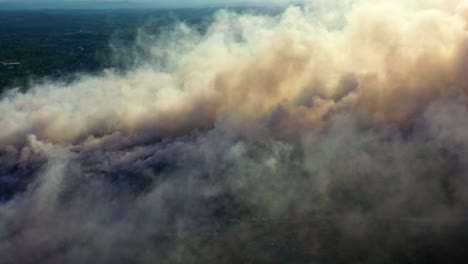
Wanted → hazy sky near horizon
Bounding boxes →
[0,0,305,9]
[0,0,298,4]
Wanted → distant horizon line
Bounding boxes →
[0,1,305,11]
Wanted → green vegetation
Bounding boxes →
[0,9,218,93]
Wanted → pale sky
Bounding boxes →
[0,0,301,9]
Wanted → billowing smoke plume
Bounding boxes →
[2,1,468,263]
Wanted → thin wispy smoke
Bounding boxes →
[1,1,468,263]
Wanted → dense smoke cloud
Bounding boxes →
[2,0,468,263]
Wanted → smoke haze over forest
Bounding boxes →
[1,0,468,263]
